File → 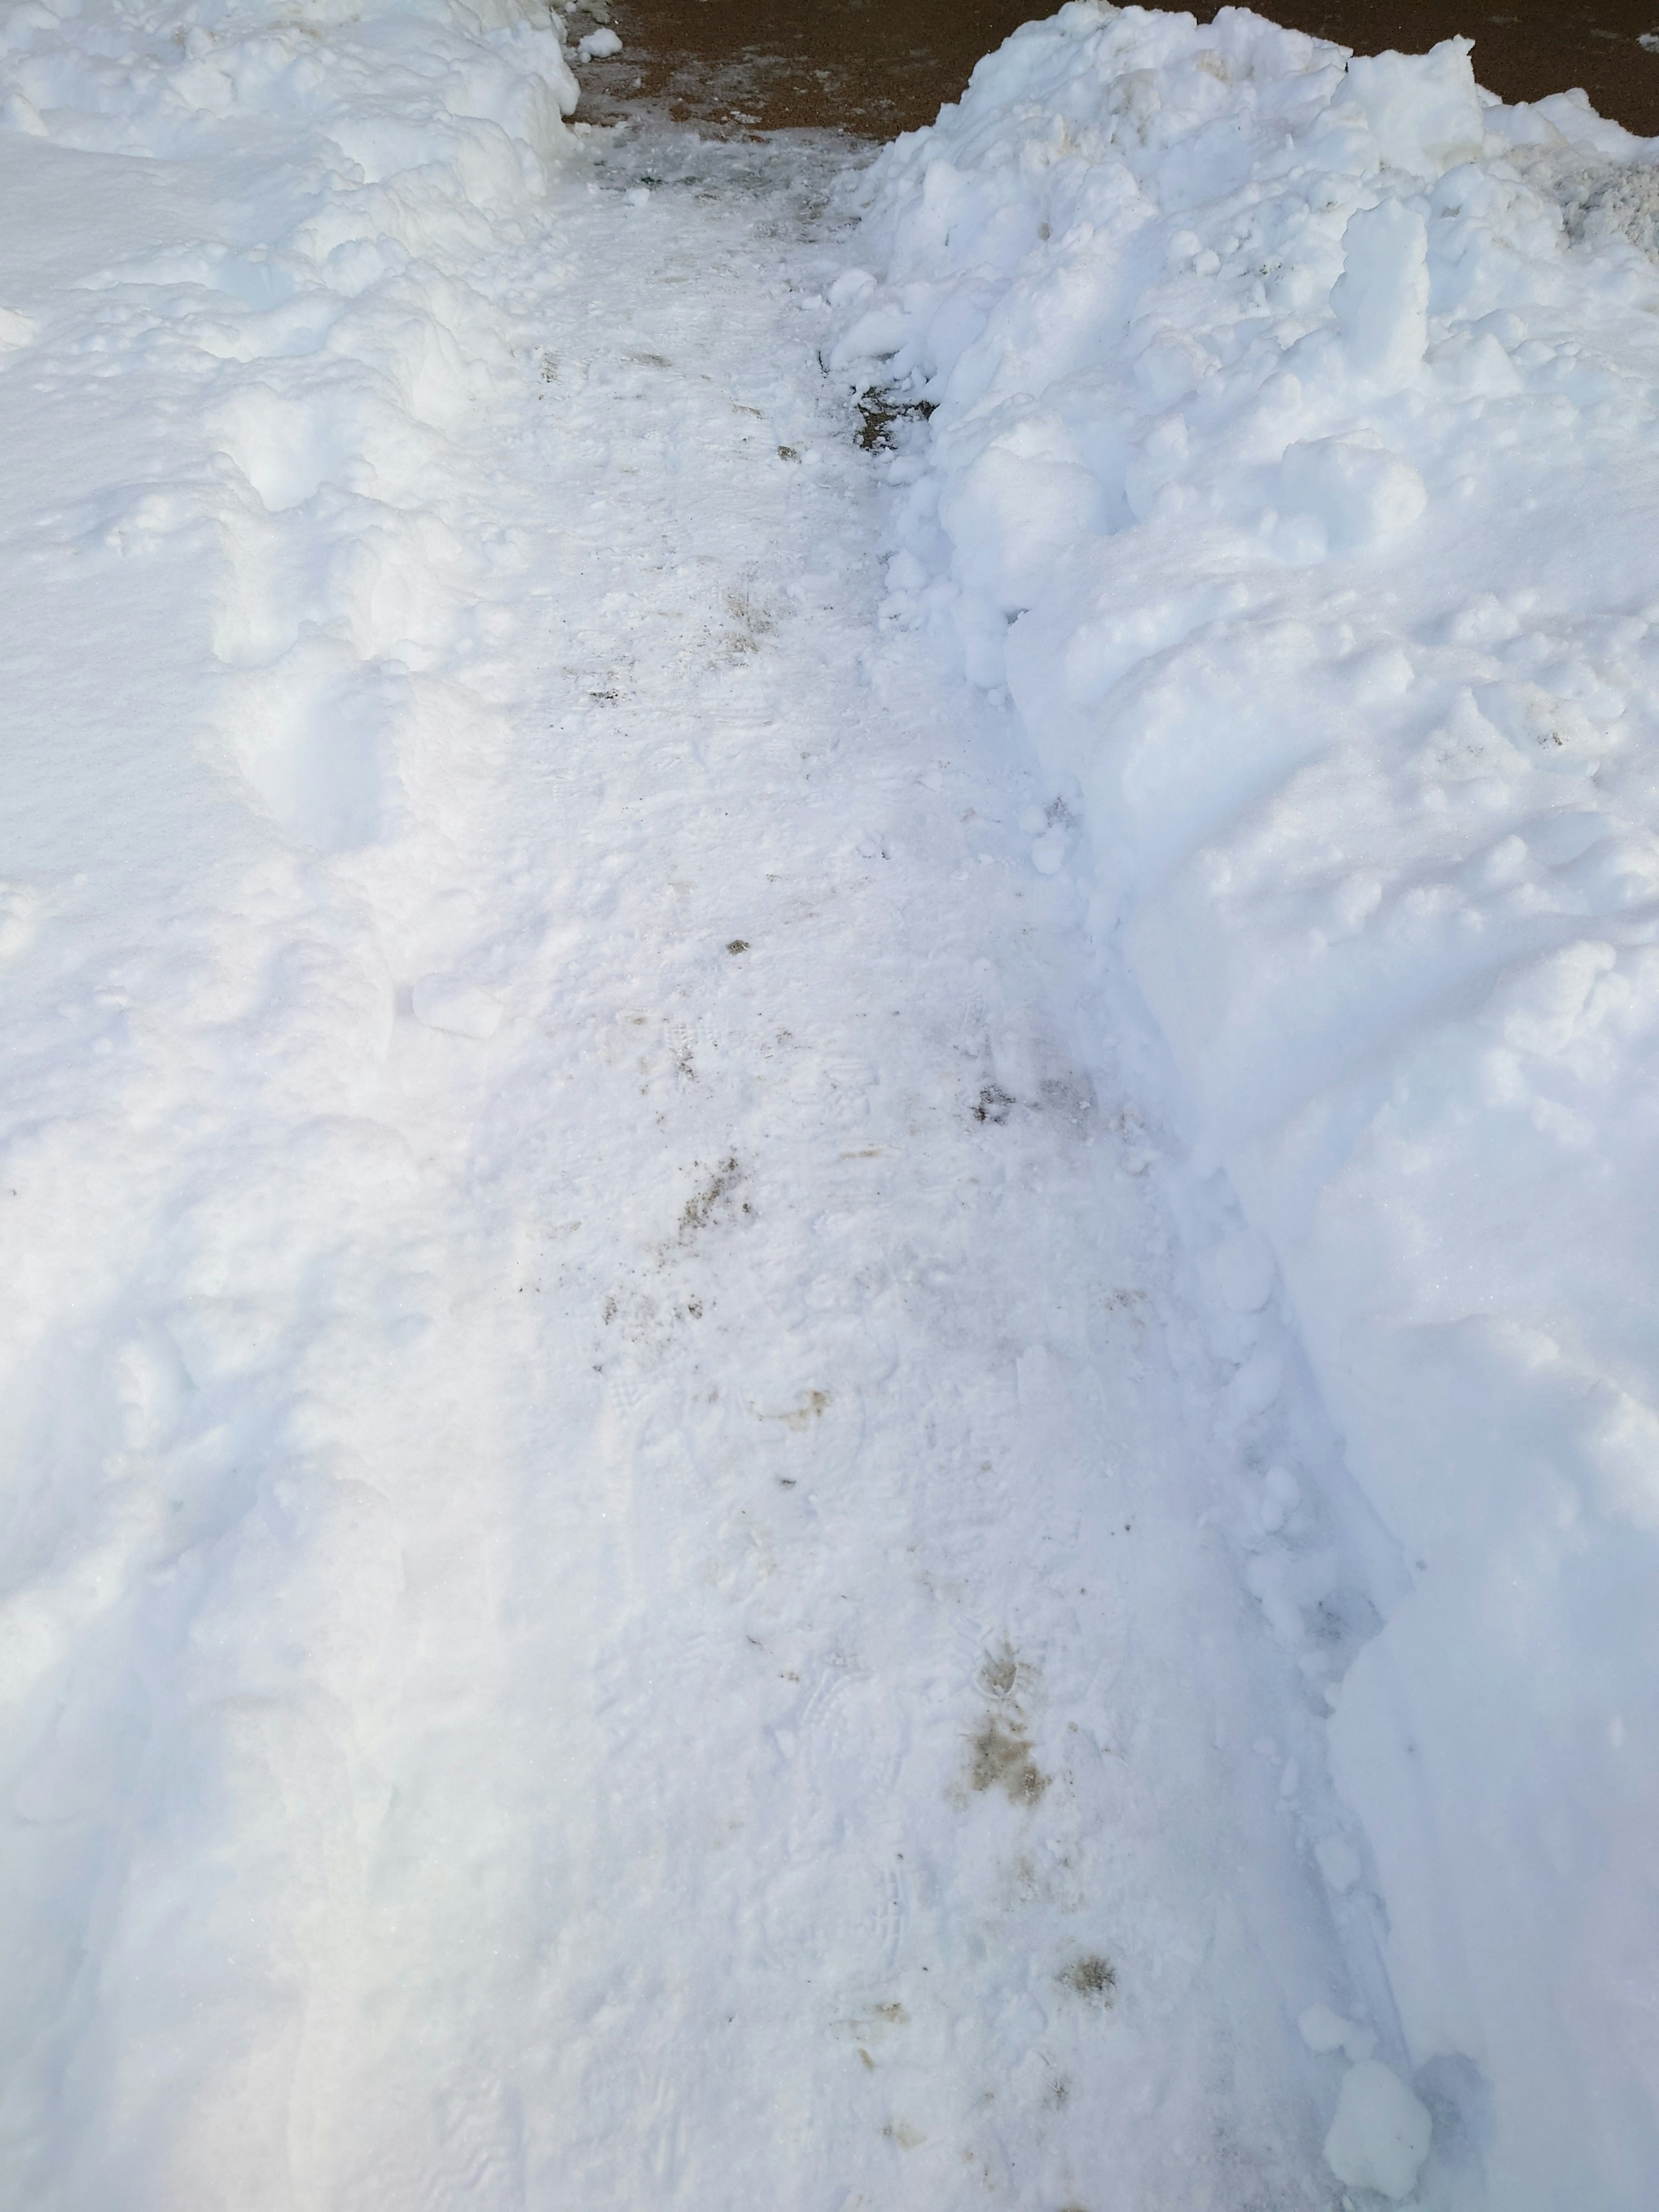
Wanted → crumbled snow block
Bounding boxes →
[412,975,502,1039]
[577,28,621,61]
[1324,2060,1433,2200]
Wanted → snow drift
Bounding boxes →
[834,9,1659,2205]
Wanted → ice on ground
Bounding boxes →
[835,7,1659,2204]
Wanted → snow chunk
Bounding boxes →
[1335,38,1486,180]
[1314,1833,1363,1893]
[1324,2060,1433,2200]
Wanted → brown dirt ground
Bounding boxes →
[572,0,1659,141]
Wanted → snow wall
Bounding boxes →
[833,10,1659,2206]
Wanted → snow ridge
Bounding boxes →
[834,8,1659,2205]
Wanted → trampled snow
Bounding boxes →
[0,0,1653,2202]
[834,7,1659,2203]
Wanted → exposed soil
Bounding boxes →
[1059,1953,1119,2004]
[575,0,1659,140]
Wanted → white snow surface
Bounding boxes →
[6,0,1656,2200]
[0,1,1408,2206]
[1325,2056,1434,2201]
[834,7,1659,2206]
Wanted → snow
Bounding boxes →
[410,972,504,1039]
[3,0,1655,2199]
[1325,2057,1434,2200]
[833,6,1659,2204]
[1299,1999,1376,2059]
[0,1,1381,2205]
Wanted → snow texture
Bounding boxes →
[1325,2057,1434,2200]
[5,0,1656,2199]
[834,8,1659,2206]
[0,0,1405,2206]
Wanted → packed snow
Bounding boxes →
[0,0,1653,2202]
[834,6,1659,2203]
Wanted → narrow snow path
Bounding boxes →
[3,101,1359,2211]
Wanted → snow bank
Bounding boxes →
[835,9,1659,2203]
[0,0,576,184]
[0,0,578,2197]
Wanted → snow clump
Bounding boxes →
[1324,2057,1434,2199]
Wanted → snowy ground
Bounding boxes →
[2,0,1655,2206]
[0,6,1395,2206]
